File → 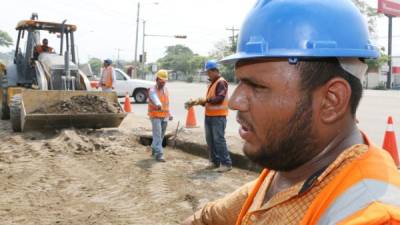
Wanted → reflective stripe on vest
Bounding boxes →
[317,179,400,225]
[205,77,228,117]
[148,86,169,118]
[300,133,400,225]
[236,133,400,225]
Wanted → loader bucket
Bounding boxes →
[19,90,126,131]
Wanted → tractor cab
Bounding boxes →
[12,13,81,90]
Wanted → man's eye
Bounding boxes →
[248,81,266,89]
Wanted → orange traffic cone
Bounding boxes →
[185,106,198,128]
[124,92,132,113]
[382,116,399,167]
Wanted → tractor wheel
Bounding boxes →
[133,88,148,104]
[10,94,22,132]
[0,74,10,120]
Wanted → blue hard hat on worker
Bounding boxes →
[205,60,219,71]
[222,0,379,65]
[104,59,113,65]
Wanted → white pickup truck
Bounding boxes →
[113,68,155,103]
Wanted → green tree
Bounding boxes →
[352,0,389,69]
[88,58,102,76]
[352,0,379,34]
[157,45,206,77]
[0,51,14,65]
[365,47,390,70]
[0,30,12,47]
[209,39,236,82]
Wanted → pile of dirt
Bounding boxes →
[32,95,122,114]
[0,119,258,225]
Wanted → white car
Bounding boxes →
[114,68,155,103]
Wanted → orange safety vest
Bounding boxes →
[35,45,53,54]
[101,66,113,88]
[148,86,170,118]
[236,134,400,225]
[205,77,229,117]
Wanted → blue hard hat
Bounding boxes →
[205,60,218,71]
[104,59,113,65]
[222,0,379,64]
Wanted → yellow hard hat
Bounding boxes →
[156,69,168,80]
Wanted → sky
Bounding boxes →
[0,0,399,64]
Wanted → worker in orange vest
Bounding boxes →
[186,60,232,173]
[98,59,116,92]
[148,70,173,162]
[33,38,54,60]
[182,0,400,224]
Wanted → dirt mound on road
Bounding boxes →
[0,120,257,225]
[32,95,122,114]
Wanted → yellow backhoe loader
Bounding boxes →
[0,13,126,132]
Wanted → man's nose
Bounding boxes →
[228,85,249,112]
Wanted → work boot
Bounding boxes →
[156,157,166,163]
[216,165,232,173]
[205,162,219,170]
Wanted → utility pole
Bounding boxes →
[226,26,239,51]
[116,48,123,69]
[133,2,140,78]
[226,26,240,83]
[142,20,146,79]
[387,15,393,89]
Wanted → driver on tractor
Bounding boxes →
[33,38,53,60]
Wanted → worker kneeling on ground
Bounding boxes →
[33,38,54,60]
[148,69,173,162]
[182,0,400,224]
[185,60,232,173]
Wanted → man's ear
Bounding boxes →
[317,77,351,124]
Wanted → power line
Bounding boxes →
[226,26,240,49]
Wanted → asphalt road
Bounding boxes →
[122,81,400,148]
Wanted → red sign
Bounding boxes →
[393,66,400,74]
[378,0,400,17]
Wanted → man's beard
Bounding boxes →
[244,94,318,171]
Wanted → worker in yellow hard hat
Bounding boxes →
[147,69,173,162]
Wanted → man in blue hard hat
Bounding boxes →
[182,0,400,224]
[186,60,232,173]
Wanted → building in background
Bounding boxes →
[364,56,400,89]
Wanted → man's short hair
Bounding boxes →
[296,58,363,116]
[208,68,219,73]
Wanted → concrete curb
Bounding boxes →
[121,114,262,172]
[169,137,262,172]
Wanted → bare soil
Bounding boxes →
[0,119,257,224]
[32,95,122,114]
